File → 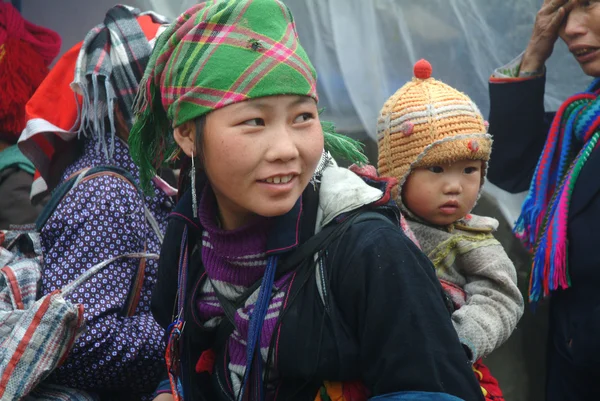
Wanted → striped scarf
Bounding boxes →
[515,78,600,303]
[70,5,168,158]
[196,186,288,398]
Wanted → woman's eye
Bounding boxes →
[464,167,479,174]
[294,113,315,123]
[427,166,443,173]
[243,118,265,126]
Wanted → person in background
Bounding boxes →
[487,0,600,399]
[18,6,173,400]
[0,2,60,229]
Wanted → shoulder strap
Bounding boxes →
[314,210,395,306]
[36,165,163,242]
[36,166,135,228]
[210,209,396,328]
[36,165,161,317]
[61,252,159,297]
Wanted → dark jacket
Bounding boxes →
[0,145,45,229]
[488,76,600,401]
[151,164,484,401]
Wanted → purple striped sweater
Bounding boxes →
[196,186,291,394]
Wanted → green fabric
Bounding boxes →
[129,0,366,191]
[0,145,35,175]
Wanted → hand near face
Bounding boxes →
[522,0,577,73]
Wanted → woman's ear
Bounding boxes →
[173,120,196,157]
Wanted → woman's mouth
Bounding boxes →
[571,47,600,63]
[260,174,295,184]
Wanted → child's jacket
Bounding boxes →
[407,214,524,361]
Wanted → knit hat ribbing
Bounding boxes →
[377,59,492,194]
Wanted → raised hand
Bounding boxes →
[521,0,577,74]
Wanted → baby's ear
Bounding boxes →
[173,120,196,157]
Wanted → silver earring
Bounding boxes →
[191,152,198,219]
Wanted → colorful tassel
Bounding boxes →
[516,78,600,304]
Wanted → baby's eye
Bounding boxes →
[243,118,265,126]
[464,166,479,174]
[294,113,315,123]
[427,166,444,173]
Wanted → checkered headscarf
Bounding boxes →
[71,5,169,158]
[130,0,367,191]
[18,6,168,201]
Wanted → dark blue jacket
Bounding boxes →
[488,76,600,401]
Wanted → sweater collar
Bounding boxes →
[171,179,303,256]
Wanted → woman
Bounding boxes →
[17,6,173,400]
[487,0,600,399]
[130,1,484,400]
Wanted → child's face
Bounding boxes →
[202,95,324,230]
[402,159,482,226]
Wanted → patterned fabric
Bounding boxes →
[314,381,369,401]
[196,186,291,395]
[377,59,491,195]
[39,133,173,398]
[17,8,167,201]
[407,215,523,362]
[515,78,600,303]
[0,2,61,140]
[129,0,318,190]
[71,5,169,159]
[490,51,545,82]
[472,361,504,401]
[0,232,84,400]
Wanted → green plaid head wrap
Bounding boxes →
[130,0,366,190]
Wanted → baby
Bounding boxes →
[377,59,524,400]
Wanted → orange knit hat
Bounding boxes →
[377,59,492,194]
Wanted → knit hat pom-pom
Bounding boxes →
[414,59,432,80]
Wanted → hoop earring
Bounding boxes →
[191,151,198,219]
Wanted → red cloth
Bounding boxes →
[0,3,61,140]
[0,3,61,65]
[473,359,505,401]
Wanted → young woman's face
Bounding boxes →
[560,0,600,77]
[402,159,482,226]
[202,95,324,229]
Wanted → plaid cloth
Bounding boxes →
[17,6,168,201]
[71,5,169,158]
[0,231,84,400]
[129,0,320,190]
[0,229,157,400]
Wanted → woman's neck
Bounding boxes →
[199,185,263,232]
[212,189,259,231]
